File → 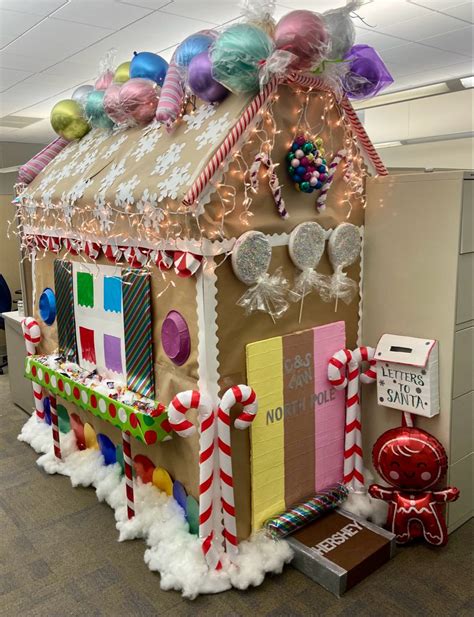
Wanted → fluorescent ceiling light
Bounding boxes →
[0,165,20,174]
[374,141,402,149]
[461,76,474,89]
[353,82,451,110]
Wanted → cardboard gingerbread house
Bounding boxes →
[16,61,389,592]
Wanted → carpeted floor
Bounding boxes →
[0,373,472,617]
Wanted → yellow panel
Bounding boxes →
[247,336,285,530]
[84,422,99,449]
[152,467,173,496]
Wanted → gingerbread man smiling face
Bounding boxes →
[372,427,447,491]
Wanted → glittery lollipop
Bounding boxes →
[288,222,330,322]
[232,230,289,321]
[324,222,361,310]
[287,135,328,194]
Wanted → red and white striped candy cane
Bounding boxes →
[122,431,135,520]
[84,241,100,260]
[49,394,62,460]
[168,390,222,570]
[316,149,347,211]
[150,249,173,270]
[217,385,258,560]
[249,152,288,219]
[328,346,376,492]
[21,317,44,420]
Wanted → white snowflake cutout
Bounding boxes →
[93,193,114,232]
[99,159,127,191]
[132,130,162,162]
[195,113,231,150]
[75,149,99,175]
[115,174,140,208]
[151,143,185,177]
[136,188,157,213]
[56,160,77,181]
[42,188,55,213]
[157,163,191,201]
[67,177,92,204]
[136,188,164,229]
[184,104,217,132]
[102,134,128,160]
[52,145,73,165]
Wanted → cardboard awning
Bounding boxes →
[375,334,437,368]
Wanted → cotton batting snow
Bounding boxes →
[341,469,388,527]
[18,416,293,599]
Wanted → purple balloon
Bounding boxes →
[188,51,229,103]
[343,44,393,100]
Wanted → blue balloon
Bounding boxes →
[175,33,214,68]
[39,287,56,325]
[130,52,168,86]
[173,480,187,511]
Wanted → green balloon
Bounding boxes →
[50,99,90,141]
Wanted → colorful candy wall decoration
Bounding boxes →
[287,135,328,193]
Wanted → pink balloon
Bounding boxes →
[95,70,114,91]
[275,10,329,70]
[119,78,159,125]
[103,83,127,124]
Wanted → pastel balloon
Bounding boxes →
[85,89,115,130]
[51,99,90,141]
[175,32,214,68]
[152,467,173,495]
[188,51,229,103]
[130,52,168,86]
[95,70,114,91]
[211,23,274,93]
[114,61,131,83]
[119,78,159,125]
[71,84,94,109]
[275,10,329,69]
[103,83,127,124]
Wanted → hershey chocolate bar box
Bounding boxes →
[286,509,396,596]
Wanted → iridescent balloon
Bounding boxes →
[114,61,131,84]
[275,10,329,69]
[85,90,114,130]
[188,51,229,103]
[50,99,90,141]
[71,84,94,110]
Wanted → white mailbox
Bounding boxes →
[375,334,439,418]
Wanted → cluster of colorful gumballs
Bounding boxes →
[287,135,328,193]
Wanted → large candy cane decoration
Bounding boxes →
[21,317,44,420]
[249,152,288,219]
[328,346,376,492]
[122,431,135,520]
[168,390,222,570]
[316,149,346,211]
[217,385,258,560]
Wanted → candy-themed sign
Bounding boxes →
[375,334,440,417]
[246,321,346,530]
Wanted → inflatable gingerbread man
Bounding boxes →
[369,426,460,546]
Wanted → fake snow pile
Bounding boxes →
[342,469,388,527]
[18,415,293,599]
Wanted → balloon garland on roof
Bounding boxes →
[48,2,393,138]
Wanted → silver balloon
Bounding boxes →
[324,1,360,60]
[71,84,94,110]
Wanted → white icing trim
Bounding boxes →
[357,226,365,347]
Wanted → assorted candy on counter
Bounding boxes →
[287,135,328,193]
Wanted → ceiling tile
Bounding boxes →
[0,66,32,91]
[0,9,44,48]
[0,50,58,72]
[354,1,429,28]
[420,25,473,56]
[4,17,111,60]
[373,10,466,39]
[53,0,152,30]
[0,0,67,18]
[408,0,473,10]
[355,27,407,51]
[445,60,474,78]
[159,0,239,25]
[440,3,473,23]
[116,0,172,8]
[380,42,468,72]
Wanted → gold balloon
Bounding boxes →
[114,61,131,84]
[50,99,90,141]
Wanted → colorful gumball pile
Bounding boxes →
[287,135,328,193]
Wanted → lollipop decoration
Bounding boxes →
[323,1,362,60]
[323,222,361,309]
[288,222,330,322]
[232,231,289,321]
[287,135,328,194]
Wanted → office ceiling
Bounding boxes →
[0,0,472,143]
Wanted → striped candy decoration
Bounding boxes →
[155,61,184,128]
[173,251,203,278]
[122,430,135,519]
[316,149,347,211]
[249,152,288,219]
[123,246,150,268]
[168,390,222,570]
[84,241,100,260]
[103,243,124,263]
[18,137,69,185]
[49,394,62,460]
[217,385,258,560]
[150,249,173,270]
[328,346,376,492]
[63,237,81,255]
[45,236,62,253]
[21,317,44,420]
[122,270,155,398]
[183,78,279,206]
[54,259,78,362]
